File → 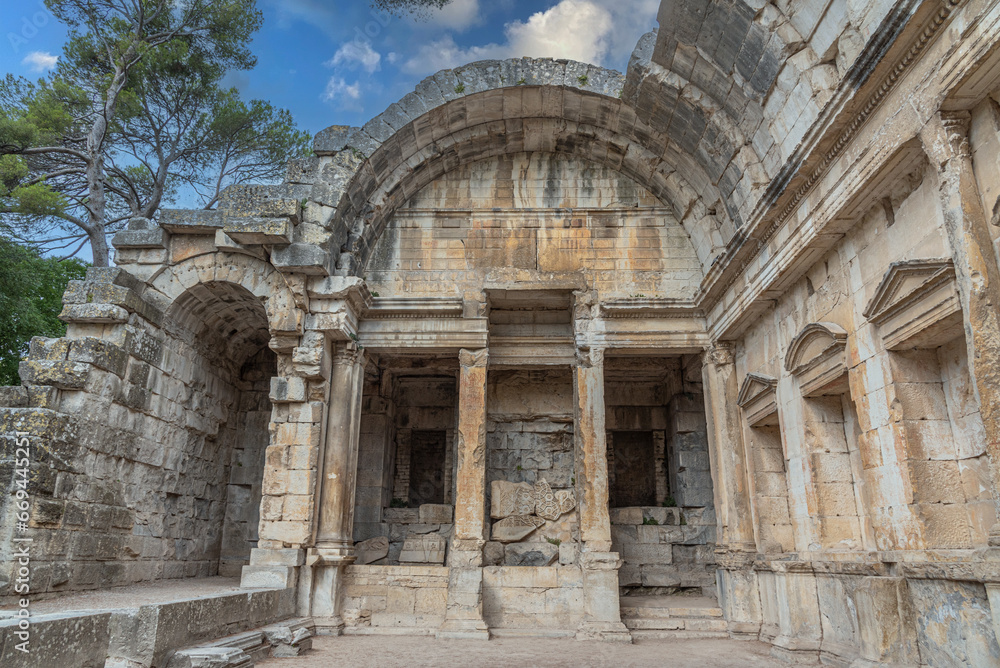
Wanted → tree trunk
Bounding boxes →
[88,224,109,267]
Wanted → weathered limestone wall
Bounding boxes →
[486,370,575,490]
[735,160,989,554]
[219,349,275,576]
[611,506,717,596]
[0,268,275,600]
[484,370,580,564]
[365,153,702,299]
[482,566,584,629]
[341,565,449,631]
[723,97,1000,663]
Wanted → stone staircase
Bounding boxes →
[620,596,729,640]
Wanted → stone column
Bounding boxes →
[573,347,631,643]
[438,348,490,640]
[574,347,612,549]
[702,342,756,551]
[921,111,1000,546]
[308,341,365,631]
[703,342,761,636]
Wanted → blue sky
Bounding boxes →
[1,0,659,136]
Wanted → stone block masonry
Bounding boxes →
[5,2,1000,662]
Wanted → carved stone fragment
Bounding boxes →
[491,514,545,543]
[490,480,535,519]
[534,478,561,520]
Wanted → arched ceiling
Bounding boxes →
[317,0,894,278]
[314,58,756,276]
[167,281,271,371]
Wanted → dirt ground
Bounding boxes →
[257,634,806,667]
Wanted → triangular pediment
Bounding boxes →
[862,258,955,322]
[737,372,777,407]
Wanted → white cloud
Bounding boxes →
[328,40,382,73]
[402,0,655,76]
[22,51,58,72]
[402,36,506,75]
[506,0,613,62]
[427,0,482,31]
[323,77,362,104]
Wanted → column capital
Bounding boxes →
[703,341,735,367]
[459,347,488,368]
[332,341,363,366]
[575,346,605,369]
[921,110,972,164]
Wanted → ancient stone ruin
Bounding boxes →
[5,0,1000,665]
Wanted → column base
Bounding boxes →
[312,616,345,636]
[240,548,304,589]
[575,621,633,644]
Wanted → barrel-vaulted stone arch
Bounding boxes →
[311,58,764,278]
[144,252,302,342]
[633,0,920,226]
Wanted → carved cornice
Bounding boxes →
[737,372,779,427]
[600,298,703,319]
[365,296,464,319]
[784,323,849,397]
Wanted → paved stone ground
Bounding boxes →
[258,634,807,667]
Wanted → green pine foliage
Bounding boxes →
[0,236,87,385]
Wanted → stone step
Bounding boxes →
[621,606,724,619]
[490,628,577,639]
[624,617,729,632]
[630,629,731,640]
[342,626,437,636]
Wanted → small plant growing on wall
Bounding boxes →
[642,516,659,525]
[577,75,588,85]
[662,496,677,508]
[454,83,465,94]
[546,537,562,546]
[390,498,409,508]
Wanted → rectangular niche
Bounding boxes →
[485,368,578,566]
[408,430,447,506]
[610,431,657,507]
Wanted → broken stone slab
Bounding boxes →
[166,647,252,668]
[399,533,447,564]
[504,542,558,567]
[491,514,545,543]
[270,242,330,275]
[419,503,454,524]
[355,536,389,565]
[490,480,535,519]
[534,478,561,521]
[262,618,314,658]
[555,489,576,515]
